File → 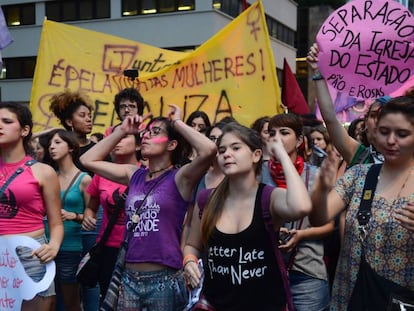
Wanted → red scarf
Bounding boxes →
[268,156,304,188]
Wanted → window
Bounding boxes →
[159,0,175,13]
[79,0,94,20]
[121,0,194,16]
[266,16,295,46]
[178,0,194,11]
[213,1,295,46]
[1,57,37,80]
[96,0,111,18]
[3,3,35,26]
[212,0,242,17]
[45,0,110,22]
[141,0,156,14]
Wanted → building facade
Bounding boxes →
[0,0,298,103]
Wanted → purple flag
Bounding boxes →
[0,7,12,49]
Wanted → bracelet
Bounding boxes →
[312,72,324,81]
[183,259,196,269]
[75,212,82,223]
[183,254,198,267]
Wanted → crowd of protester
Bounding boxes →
[2,42,414,310]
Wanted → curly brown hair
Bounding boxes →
[49,89,93,130]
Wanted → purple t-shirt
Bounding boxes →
[87,174,127,248]
[125,168,190,269]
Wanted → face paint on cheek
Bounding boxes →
[150,136,169,144]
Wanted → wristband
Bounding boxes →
[183,254,198,267]
[312,72,324,81]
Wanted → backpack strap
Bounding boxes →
[0,159,37,197]
[197,188,214,219]
[259,183,294,311]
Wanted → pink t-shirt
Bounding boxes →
[0,156,45,235]
[87,174,127,248]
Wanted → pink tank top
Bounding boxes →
[0,156,46,235]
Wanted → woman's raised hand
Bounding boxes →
[167,104,182,121]
[120,113,152,134]
[318,150,340,191]
[268,134,288,162]
[307,43,319,72]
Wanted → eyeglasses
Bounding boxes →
[119,104,138,110]
[140,126,165,138]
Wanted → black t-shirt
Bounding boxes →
[202,193,286,311]
[74,141,111,176]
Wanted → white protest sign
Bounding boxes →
[317,0,414,100]
[0,236,55,310]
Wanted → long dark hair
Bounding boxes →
[201,122,263,245]
[46,129,80,169]
[0,102,33,154]
[185,111,211,129]
[251,116,270,135]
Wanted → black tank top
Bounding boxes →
[202,188,286,311]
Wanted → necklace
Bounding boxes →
[379,165,414,199]
[397,166,413,199]
[148,165,173,179]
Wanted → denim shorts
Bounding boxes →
[118,267,188,311]
[54,251,82,283]
[289,270,330,311]
[16,235,55,297]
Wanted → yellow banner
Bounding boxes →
[30,1,282,133]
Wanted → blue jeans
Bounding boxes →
[81,233,100,311]
[119,268,188,311]
[81,205,103,311]
[289,270,330,311]
[55,251,82,283]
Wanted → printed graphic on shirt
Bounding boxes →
[207,246,268,285]
[0,190,17,218]
[105,188,127,225]
[126,194,160,238]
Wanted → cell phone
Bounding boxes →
[279,231,292,244]
[313,145,328,158]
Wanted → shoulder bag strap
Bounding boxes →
[357,164,382,227]
[98,187,129,247]
[283,167,309,269]
[0,159,37,197]
[259,183,295,311]
[356,163,382,249]
[61,170,82,205]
